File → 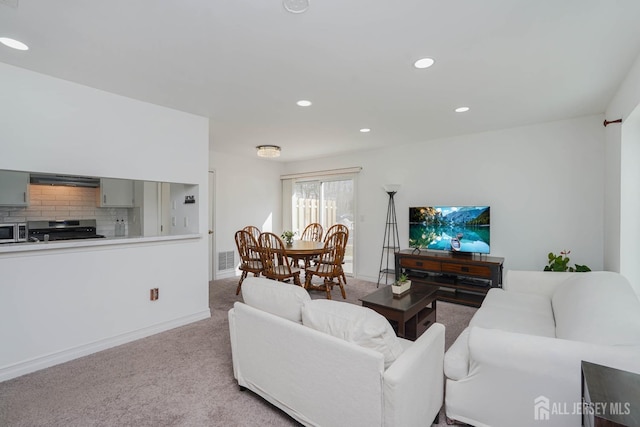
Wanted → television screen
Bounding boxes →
[409,206,490,254]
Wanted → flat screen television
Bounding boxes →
[409,206,490,254]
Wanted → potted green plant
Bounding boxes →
[281,230,296,245]
[392,273,412,295]
[544,250,591,272]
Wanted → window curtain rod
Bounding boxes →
[280,167,362,180]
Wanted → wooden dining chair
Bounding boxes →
[304,230,348,299]
[325,223,349,239]
[243,225,261,242]
[322,224,350,285]
[301,223,323,242]
[234,230,264,295]
[293,222,324,268]
[242,225,262,262]
[258,232,302,286]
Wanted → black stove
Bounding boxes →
[27,219,105,242]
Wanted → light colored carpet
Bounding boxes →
[0,276,477,426]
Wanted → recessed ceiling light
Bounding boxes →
[296,100,312,107]
[360,128,371,133]
[413,57,435,69]
[455,107,470,113]
[0,37,29,51]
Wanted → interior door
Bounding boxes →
[208,170,215,281]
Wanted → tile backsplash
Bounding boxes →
[0,185,129,238]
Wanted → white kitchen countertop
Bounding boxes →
[0,234,201,254]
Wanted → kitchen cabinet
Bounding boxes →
[0,171,30,206]
[97,178,134,207]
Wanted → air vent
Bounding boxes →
[218,251,235,271]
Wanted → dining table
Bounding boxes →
[279,239,329,284]
[282,239,327,258]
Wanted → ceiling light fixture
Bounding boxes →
[360,128,371,133]
[296,100,312,107]
[283,0,310,14]
[455,106,470,113]
[256,145,281,158]
[0,37,29,51]
[413,57,435,69]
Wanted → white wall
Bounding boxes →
[620,109,640,292]
[209,150,283,278]
[283,116,606,281]
[0,63,210,380]
[605,52,640,296]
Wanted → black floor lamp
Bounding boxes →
[377,184,400,287]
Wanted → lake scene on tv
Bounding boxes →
[409,206,490,254]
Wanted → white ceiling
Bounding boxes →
[1,0,640,161]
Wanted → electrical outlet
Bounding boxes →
[150,288,159,301]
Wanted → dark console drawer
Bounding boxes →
[441,262,491,278]
[399,258,441,271]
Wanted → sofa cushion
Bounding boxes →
[241,277,311,323]
[469,288,556,338]
[552,271,640,345]
[301,299,404,369]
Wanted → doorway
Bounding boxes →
[291,177,355,275]
[208,170,215,281]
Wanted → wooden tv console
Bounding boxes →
[394,249,504,307]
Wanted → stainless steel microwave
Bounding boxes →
[0,223,27,243]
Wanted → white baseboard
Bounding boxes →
[215,270,237,280]
[0,309,211,382]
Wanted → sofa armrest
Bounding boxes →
[469,327,640,380]
[384,323,445,426]
[444,327,470,381]
[227,308,239,380]
[503,270,578,297]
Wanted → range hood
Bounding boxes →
[30,173,100,188]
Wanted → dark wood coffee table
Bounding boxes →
[359,283,438,341]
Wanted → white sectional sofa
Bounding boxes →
[228,277,446,427]
[444,270,640,427]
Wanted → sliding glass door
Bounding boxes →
[292,177,355,275]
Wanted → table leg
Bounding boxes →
[397,316,406,338]
[302,255,312,284]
